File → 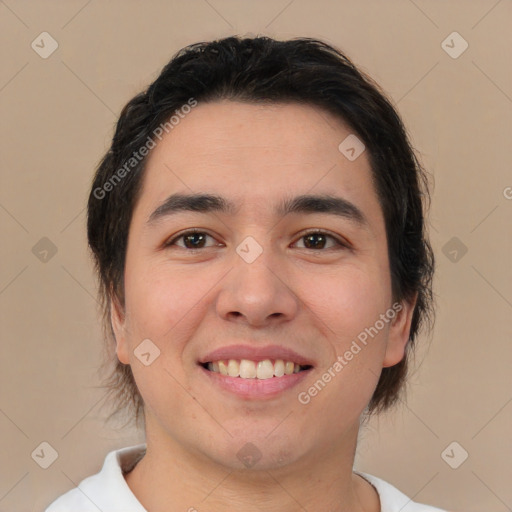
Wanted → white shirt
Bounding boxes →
[45,444,447,512]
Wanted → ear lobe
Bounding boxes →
[382,294,417,368]
[110,295,130,365]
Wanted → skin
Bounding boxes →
[111,100,417,512]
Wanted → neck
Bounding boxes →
[124,419,379,512]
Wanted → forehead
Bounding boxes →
[134,100,382,230]
[145,100,361,173]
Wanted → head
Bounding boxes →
[87,36,434,463]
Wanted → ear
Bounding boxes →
[382,293,418,368]
[110,294,130,365]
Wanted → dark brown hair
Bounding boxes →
[87,35,435,427]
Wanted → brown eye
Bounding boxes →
[294,231,347,250]
[165,231,216,250]
[181,232,208,249]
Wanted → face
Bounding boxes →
[112,100,415,471]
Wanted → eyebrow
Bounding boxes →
[146,192,369,228]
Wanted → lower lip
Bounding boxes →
[199,365,312,399]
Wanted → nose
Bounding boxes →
[215,247,299,328]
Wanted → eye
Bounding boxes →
[164,230,219,250]
[293,230,348,250]
[164,229,349,251]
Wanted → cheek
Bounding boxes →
[123,262,208,340]
[121,264,205,421]
[297,266,392,417]
[307,264,391,342]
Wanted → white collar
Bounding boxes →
[46,444,446,512]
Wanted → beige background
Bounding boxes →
[1,1,511,511]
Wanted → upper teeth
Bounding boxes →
[207,359,302,379]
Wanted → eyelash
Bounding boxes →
[164,229,349,251]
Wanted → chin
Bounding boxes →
[201,430,306,472]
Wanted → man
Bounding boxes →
[46,36,445,511]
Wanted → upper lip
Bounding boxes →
[199,344,315,367]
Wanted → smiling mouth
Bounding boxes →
[201,359,313,379]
